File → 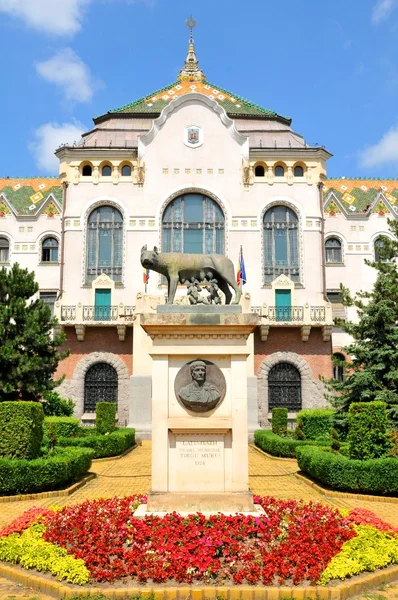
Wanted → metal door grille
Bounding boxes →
[84,363,118,413]
[268,362,301,412]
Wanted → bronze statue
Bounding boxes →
[178,360,221,412]
[140,246,241,305]
[186,277,209,305]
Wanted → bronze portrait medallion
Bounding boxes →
[174,359,226,413]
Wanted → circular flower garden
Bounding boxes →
[1,495,397,587]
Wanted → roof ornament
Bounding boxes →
[178,16,206,82]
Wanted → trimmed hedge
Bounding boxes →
[96,402,117,434]
[296,446,398,495]
[296,408,335,441]
[0,446,94,495]
[58,428,135,458]
[43,417,80,440]
[0,401,44,460]
[254,429,329,458]
[271,408,288,436]
[348,401,392,460]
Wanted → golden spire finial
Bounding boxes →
[177,16,205,82]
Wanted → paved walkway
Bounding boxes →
[0,441,397,598]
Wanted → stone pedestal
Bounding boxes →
[135,307,260,516]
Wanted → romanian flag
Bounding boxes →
[143,268,150,284]
[237,246,247,286]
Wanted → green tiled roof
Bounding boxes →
[324,178,398,214]
[0,178,62,216]
[95,80,290,123]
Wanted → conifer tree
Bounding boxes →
[325,219,398,414]
[0,264,69,401]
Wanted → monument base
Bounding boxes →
[133,504,266,519]
[145,491,255,513]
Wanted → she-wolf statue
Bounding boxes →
[140,246,241,305]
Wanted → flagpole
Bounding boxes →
[239,245,243,291]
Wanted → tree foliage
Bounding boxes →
[0,264,69,401]
[324,219,398,414]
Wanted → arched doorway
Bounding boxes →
[268,363,301,412]
[84,362,118,412]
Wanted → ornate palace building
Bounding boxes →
[0,26,396,436]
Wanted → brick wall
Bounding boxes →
[254,327,333,380]
[55,326,133,380]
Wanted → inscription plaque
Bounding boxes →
[171,434,225,492]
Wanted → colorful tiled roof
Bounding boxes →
[95,80,291,123]
[324,178,398,214]
[0,178,62,216]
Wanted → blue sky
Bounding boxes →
[1,0,398,178]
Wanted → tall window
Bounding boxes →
[268,363,301,412]
[102,165,112,176]
[84,363,118,413]
[86,205,123,283]
[255,165,265,177]
[0,237,9,263]
[325,237,342,264]
[274,165,285,177]
[374,237,388,262]
[333,352,345,382]
[82,165,92,176]
[263,205,299,282]
[121,165,131,176]
[41,237,59,262]
[40,291,57,317]
[294,165,304,177]
[162,193,224,254]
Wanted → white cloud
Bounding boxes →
[0,0,91,35]
[30,121,86,173]
[372,0,398,23]
[36,48,100,103]
[360,125,398,167]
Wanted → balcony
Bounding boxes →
[251,304,333,342]
[54,303,136,341]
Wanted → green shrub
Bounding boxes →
[0,446,94,495]
[330,428,341,452]
[42,391,74,417]
[296,446,398,495]
[43,416,80,439]
[271,407,288,436]
[296,408,335,440]
[348,401,392,460]
[254,429,329,458]
[0,401,44,460]
[58,428,135,458]
[43,417,80,450]
[96,402,116,434]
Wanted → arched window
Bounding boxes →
[102,165,112,177]
[162,193,224,254]
[255,165,265,177]
[374,237,388,262]
[333,353,345,382]
[121,165,132,176]
[274,165,285,177]
[84,363,118,413]
[294,165,304,177]
[41,237,59,262]
[325,237,342,264]
[82,164,92,176]
[0,237,9,263]
[86,205,123,283]
[263,205,299,282]
[268,363,301,412]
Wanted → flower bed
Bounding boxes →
[1,496,397,587]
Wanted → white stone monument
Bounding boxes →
[134,306,263,516]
